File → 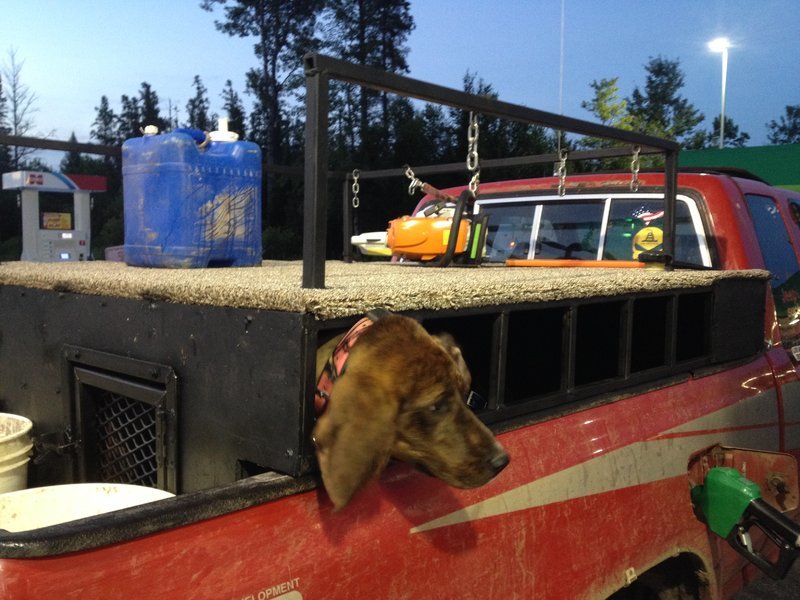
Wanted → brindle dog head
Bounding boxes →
[313,314,509,510]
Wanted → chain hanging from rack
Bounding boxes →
[403,165,457,204]
[404,165,424,196]
[557,149,568,197]
[401,112,481,204]
[351,169,360,208]
[629,145,641,192]
[466,112,481,196]
[555,129,569,197]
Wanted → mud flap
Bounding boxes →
[688,444,800,579]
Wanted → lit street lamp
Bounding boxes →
[708,37,731,149]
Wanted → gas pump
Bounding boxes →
[1,170,107,261]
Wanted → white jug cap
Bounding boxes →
[208,117,239,142]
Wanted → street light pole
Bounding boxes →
[708,37,731,149]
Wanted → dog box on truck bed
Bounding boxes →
[0,262,767,495]
[0,260,771,598]
[0,261,769,492]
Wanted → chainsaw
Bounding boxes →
[352,190,489,267]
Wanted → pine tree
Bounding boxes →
[202,0,324,230]
[91,95,118,145]
[60,132,84,172]
[767,105,800,144]
[684,115,750,149]
[117,94,141,141]
[138,82,169,132]
[202,0,323,160]
[185,75,211,130]
[221,79,246,139]
[0,73,12,173]
[325,0,414,161]
[627,56,704,145]
[420,105,452,164]
[715,116,749,148]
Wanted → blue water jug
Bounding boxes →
[123,122,262,268]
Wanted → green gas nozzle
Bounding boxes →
[691,467,762,538]
[692,466,800,580]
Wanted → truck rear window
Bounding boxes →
[475,193,711,267]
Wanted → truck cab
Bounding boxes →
[442,168,800,460]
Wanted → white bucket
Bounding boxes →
[0,448,33,493]
[0,483,175,532]
[0,413,33,493]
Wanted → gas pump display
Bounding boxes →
[1,170,106,262]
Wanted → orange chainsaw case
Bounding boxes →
[387,216,470,260]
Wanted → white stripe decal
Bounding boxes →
[411,393,779,534]
[663,391,778,434]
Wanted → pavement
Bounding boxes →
[731,558,800,599]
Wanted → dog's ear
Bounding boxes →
[312,373,398,510]
[433,333,472,393]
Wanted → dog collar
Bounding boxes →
[314,316,375,415]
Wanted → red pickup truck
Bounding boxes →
[0,165,798,599]
[0,51,797,599]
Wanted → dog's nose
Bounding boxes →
[486,447,510,475]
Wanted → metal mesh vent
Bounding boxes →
[67,350,177,493]
[94,391,158,487]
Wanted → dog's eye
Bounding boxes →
[429,399,448,414]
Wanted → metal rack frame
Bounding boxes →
[302,52,680,288]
